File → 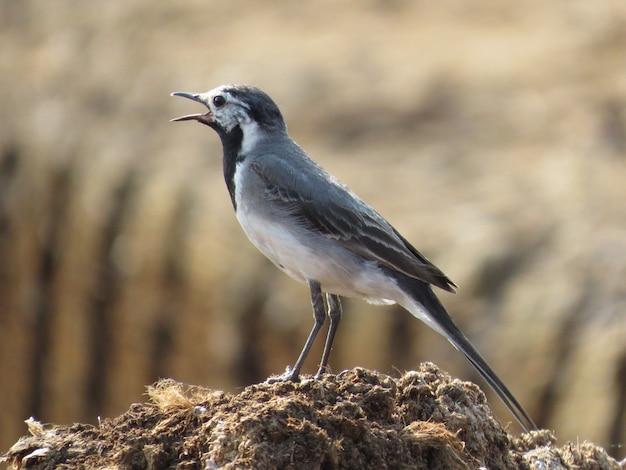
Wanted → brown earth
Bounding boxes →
[3,365,623,470]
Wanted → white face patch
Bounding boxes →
[194,87,267,155]
[239,120,264,155]
[194,86,255,134]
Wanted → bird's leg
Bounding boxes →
[315,293,342,379]
[283,280,326,382]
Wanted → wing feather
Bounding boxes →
[251,155,457,293]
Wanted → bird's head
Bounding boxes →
[171,84,286,137]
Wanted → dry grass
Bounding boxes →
[5,365,622,469]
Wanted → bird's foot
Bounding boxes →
[313,365,332,380]
[266,366,300,384]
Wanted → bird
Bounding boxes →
[171,84,536,432]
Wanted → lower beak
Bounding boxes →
[170,92,213,125]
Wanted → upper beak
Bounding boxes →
[170,92,213,125]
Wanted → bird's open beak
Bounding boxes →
[170,92,214,125]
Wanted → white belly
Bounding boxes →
[236,207,329,283]
[236,206,398,305]
[233,161,400,304]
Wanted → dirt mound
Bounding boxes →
[3,364,621,469]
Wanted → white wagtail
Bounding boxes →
[171,84,536,432]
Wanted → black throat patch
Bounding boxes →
[217,125,245,209]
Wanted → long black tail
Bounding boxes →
[395,275,537,433]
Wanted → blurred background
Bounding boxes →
[1,0,625,460]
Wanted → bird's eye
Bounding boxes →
[213,95,226,107]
